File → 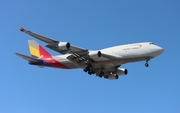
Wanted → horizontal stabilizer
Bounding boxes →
[15,53,42,62]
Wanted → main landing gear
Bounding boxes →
[83,64,95,75]
[83,64,92,72]
[98,71,104,78]
[145,60,149,67]
[115,74,119,79]
[84,64,105,78]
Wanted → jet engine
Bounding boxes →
[58,42,70,50]
[107,74,118,80]
[88,51,101,59]
[46,41,71,54]
[116,68,128,76]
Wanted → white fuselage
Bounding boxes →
[53,42,164,69]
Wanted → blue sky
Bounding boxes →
[1,0,180,113]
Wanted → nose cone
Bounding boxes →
[157,46,164,54]
[154,46,164,57]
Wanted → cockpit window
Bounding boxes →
[149,42,154,45]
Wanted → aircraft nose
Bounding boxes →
[156,46,164,55]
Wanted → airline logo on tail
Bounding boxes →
[28,40,41,58]
[28,40,52,59]
[29,46,41,58]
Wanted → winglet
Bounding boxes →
[20,27,26,32]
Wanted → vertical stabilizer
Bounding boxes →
[28,40,51,58]
[28,40,41,58]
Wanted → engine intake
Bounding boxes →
[88,51,101,58]
[58,42,70,50]
[116,68,128,76]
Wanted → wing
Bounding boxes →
[20,27,88,55]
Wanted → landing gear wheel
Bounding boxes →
[88,71,92,75]
[100,71,104,76]
[91,71,95,74]
[145,60,150,67]
[98,71,104,78]
[84,66,90,72]
[83,68,88,72]
[115,75,119,79]
[145,63,149,67]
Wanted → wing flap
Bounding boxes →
[15,53,42,62]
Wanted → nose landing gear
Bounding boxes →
[145,60,149,67]
[145,63,149,67]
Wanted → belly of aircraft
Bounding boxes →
[60,56,153,69]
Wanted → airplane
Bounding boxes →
[15,27,164,80]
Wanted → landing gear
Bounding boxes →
[91,71,95,74]
[84,64,92,72]
[98,71,104,78]
[83,68,88,72]
[115,75,119,79]
[84,64,105,78]
[145,63,149,67]
[145,60,149,67]
[88,71,92,75]
[84,64,96,75]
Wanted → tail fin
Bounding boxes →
[28,40,52,59]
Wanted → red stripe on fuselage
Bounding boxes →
[39,46,70,69]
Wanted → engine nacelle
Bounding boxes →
[58,42,70,50]
[116,68,128,76]
[88,51,101,59]
[108,74,118,80]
